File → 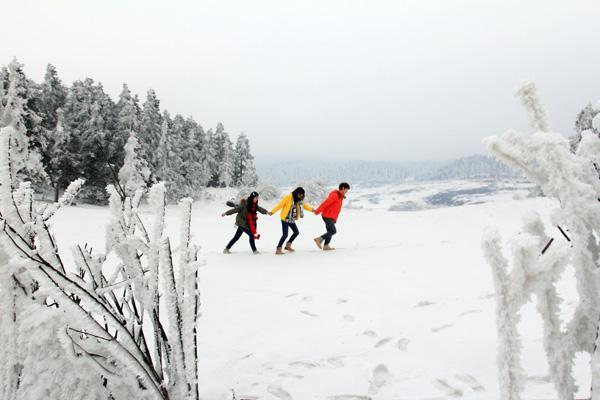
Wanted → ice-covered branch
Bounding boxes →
[515,81,549,132]
[484,83,600,400]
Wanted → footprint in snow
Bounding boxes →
[374,337,393,348]
[363,330,377,338]
[432,378,463,398]
[328,396,372,400]
[300,310,318,317]
[368,364,390,395]
[458,309,482,317]
[267,383,293,400]
[454,374,485,392]
[238,353,253,360]
[337,298,349,304]
[301,296,313,302]
[416,300,435,307]
[289,361,320,369]
[235,395,259,400]
[396,338,410,351]
[431,324,453,333]
[278,372,304,380]
[285,293,299,298]
[262,362,274,371]
[343,314,355,322]
[327,356,345,367]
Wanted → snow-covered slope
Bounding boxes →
[48,182,585,400]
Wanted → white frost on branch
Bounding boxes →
[515,81,549,133]
[0,120,202,399]
[483,84,600,400]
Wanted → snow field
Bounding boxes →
[48,188,587,400]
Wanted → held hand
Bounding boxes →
[254,233,261,240]
[221,212,226,217]
[268,212,273,216]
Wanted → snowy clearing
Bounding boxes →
[48,181,587,400]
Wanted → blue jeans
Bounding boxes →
[277,220,299,248]
[226,226,256,252]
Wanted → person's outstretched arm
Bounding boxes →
[221,207,240,217]
[302,203,315,213]
[257,205,269,215]
[270,195,287,214]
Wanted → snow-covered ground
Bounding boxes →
[49,180,588,400]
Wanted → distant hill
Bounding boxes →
[256,155,518,185]
[426,154,520,181]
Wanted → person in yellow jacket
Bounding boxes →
[270,187,315,254]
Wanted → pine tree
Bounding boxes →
[114,84,140,168]
[209,122,234,187]
[169,114,192,198]
[0,58,47,183]
[139,89,162,176]
[118,131,151,197]
[39,64,67,132]
[233,132,258,186]
[156,111,172,184]
[64,78,118,202]
[39,64,68,200]
[0,66,9,121]
[194,122,212,188]
[180,117,206,196]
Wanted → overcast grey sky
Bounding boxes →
[2,0,600,162]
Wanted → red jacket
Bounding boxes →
[315,190,345,222]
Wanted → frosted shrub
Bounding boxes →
[237,182,281,201]
[483,81,600,400]
[298,179,329,204]
[0,128,202,399]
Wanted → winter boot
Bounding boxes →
[323,245,335,251]
[285,242,295,252]
[253,250,261,255]
[275,247,284,255]
[314,237,323,249]
[223,248,231,254]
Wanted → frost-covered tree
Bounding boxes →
[209,122,234,187]
[483,81,600,400]
[115,83,140,167]
[118,131,151,197]
[39,64,67,132]
[571,102,600,151]
[169,114,193,199]
[233,132,258,186]
[192,120,211,189]
[139,89,162,175]
[0,65,8,116]
[39,64,68,199]
[0,129,202,399]
[68,79,119,202]
[0,58,47,183]
[298,179,329,204]
[156,111,172,184]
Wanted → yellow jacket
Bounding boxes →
[271,193,314,221]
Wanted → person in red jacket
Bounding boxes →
[314,182,350,251]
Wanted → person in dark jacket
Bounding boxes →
[222,191,268,254]
[314,182,350,251]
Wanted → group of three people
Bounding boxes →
[221,182,350,254]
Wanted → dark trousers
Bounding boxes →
[226,226,256,252]
[320,217,337,245]
[277,220,299,248]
